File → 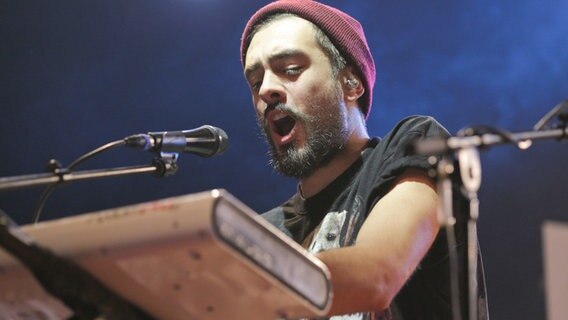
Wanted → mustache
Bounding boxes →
[257,103,311,126]
[260,103,287,123]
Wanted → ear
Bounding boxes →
[340,67,364,103]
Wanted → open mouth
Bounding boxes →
[272,113,296,137]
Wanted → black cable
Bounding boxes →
[30,139,126,223]
[31,184,58,223]
[68,140,126,171]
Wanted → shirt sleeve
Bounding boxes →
[380,115,450,179]
[367,115,450,204]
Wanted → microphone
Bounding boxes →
[124,125,229,157]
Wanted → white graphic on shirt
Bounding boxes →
[308,210,366,320]
[308,210,347,254]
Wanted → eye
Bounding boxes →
[249,80,262,92]
[284,66,302,76]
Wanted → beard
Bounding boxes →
[257,83,350,178]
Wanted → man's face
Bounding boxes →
[244,16,349,178]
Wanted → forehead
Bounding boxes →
[245,16,320,67]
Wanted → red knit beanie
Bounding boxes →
[240,0,376,118]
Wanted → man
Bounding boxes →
[240,1,488,319]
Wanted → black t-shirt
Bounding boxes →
[262,116,489,320]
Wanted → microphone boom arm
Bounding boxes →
[0,156,178,192]
[414,126,568,155]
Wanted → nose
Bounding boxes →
[258,72,286,107]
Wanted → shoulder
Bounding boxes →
[376,115,449,158]
[358,116,448,192]
[387,115,450,141]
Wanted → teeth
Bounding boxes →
[272,113,287,121]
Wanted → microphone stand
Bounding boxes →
[0,153,179,192]
[0,152,179,319]
[434,147,483,320]
[415,102,567,320]
[415,126,567,155]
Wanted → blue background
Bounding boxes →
[1,1,567,318]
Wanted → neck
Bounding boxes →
[299,128,369,198]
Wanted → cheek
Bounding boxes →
[297,78,340,111]
[251,96,263,116]
[300,67,338,97]
[289,76,324,108]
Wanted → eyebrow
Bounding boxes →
[244,49,306,81]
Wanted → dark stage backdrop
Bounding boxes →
[1,1,566,319]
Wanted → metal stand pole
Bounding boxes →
[457,147,482,320]
[435,147,483,320]
[435,154,463,320]
[0,155,179,192]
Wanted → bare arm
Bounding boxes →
[315,168,440,315]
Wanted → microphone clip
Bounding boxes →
[152,152,179,177]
